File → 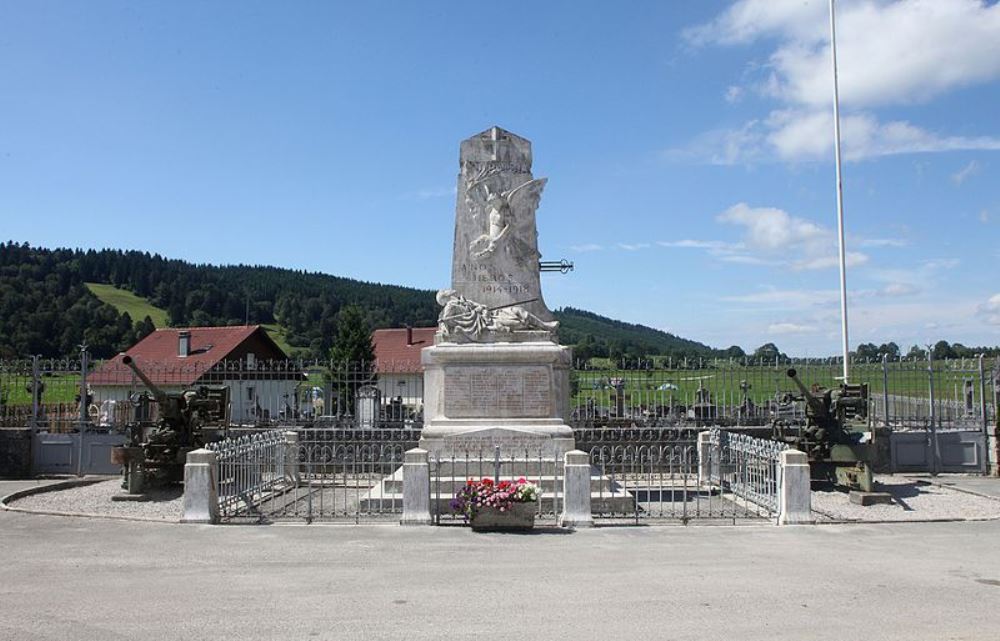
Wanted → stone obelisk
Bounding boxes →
[419,126,575,458]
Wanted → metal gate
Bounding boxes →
[32,431,125,476]
[211,427,417,523]
[585,429,785,524]
[875,359,996,474]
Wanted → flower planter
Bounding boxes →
[470,501,536,531]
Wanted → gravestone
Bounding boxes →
[419,126,575,458]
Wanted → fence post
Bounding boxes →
[978,355,991,476]
[881,353,890,429]
[283,430,300,486]
[181,448,219,524]
[777,449,812,525]
[559,450,593,528]
[697,430,712,484]
[401,447,432,525]
[30,355,40,430]
[928,351,939,475]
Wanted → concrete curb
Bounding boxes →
[905,477,1000,503]
[1,478,182,524]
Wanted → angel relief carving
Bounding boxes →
[463,172,547,261]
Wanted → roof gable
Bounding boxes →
[372,327,436,374]
[90,325,289,386]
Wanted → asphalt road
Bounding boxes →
[2,480,1000,641]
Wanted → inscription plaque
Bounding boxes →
[444,365,551,418]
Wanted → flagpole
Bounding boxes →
[830,0,850,383]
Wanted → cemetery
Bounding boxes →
[3,128,998,530]
[4,3,1000,640]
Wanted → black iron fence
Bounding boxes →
[1,353,996,434]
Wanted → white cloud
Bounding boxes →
[570,243,603,252]
[616,243,650,251]
[723,288,839,308]
[881,282,920,297]
[717,202,824,249]
[859,237,908,248]
[793,251,869,271]
[771,110,1000,161]
[678,0,1000,162]
[400,186,456,200]
[689,0,1000,109]
[678,110,1000,164]
[683,0,826,47]
[951,160,981,185]
[923,258,960,271]
[715,202,868,270]
[657,239,742,251]
[768,322,817,335]
[980,293,1000,325]
[725,85,745,103]
[981,209,992,224]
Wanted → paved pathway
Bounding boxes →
[3,480,1000,641]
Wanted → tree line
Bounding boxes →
[2,242,996,362]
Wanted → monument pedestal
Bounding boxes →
[419,340,575,459]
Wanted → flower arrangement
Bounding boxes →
[450,477,539,522]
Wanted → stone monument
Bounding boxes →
[419,126,575,458]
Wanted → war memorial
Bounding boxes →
[5,125,996,533]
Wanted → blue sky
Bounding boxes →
[1,0,998,355]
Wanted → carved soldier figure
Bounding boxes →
[436,289,558,340]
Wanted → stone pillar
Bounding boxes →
[697,431,712,485]
[401,448,432,526]
[778,449,812,525]
[181,449,219,524]
[559,450,593,528]
[283,431,300,486]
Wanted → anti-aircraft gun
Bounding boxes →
[771,368,874,492]
[111,355,229,493]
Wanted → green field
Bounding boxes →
[86,282,169,328]
[87,282,297,356]
[1,373,81,406]
[260,323,296,357]
[570,361,979,408]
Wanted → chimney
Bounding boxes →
[178,330,191,357]
[406,326,413,346]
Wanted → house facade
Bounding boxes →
[89,325,303,426]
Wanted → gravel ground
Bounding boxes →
[7,478,182,522]
[811,474,1000,522]
[9,474,1000,525]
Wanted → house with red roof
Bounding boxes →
[89,325,304,425]
[370,326,435,418]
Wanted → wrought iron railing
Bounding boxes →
[709,427,787,516]
[430,445,562,526]
[208,430,287,518]
[1,354,995,434]
[208,427,417,522]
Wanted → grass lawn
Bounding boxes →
[86,282,169,328]
[86,282,297,356]
[571,361,980,407]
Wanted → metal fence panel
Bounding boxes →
[209,427,416,523]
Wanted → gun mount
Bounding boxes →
[111,354,229,493]
[772,368,874,492]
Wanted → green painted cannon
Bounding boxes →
[111,355,229,492]
[771,368,874,492]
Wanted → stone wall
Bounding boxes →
[0,428,32,479]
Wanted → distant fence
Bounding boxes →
[1,353,996,434]
[570,356,997,432]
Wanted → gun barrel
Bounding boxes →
[121,355,168,403]
[786,368,827,416]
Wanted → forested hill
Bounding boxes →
[555,307,734,362]
[0,242,727,360]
